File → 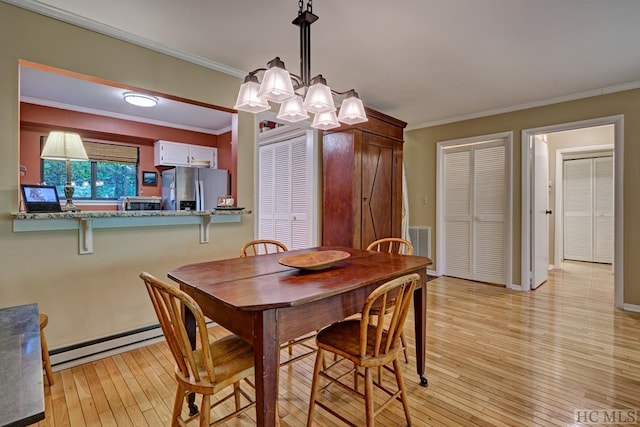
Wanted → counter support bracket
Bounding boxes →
[200,216,211,243]
[79,219,94,255]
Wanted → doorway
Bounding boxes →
[521,116,623,308]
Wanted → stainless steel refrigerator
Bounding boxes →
[161,167,229,211]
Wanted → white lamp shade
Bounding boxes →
[41,131,88,161]
[338,96,368,125]
[257,66,296,103]
[276,96,309,123]
[303,81,335,114]
[234,80,270,113]
[311,110,340,130]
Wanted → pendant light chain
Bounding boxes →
[299,0,312,15]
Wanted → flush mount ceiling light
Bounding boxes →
[123,92,158,107]
[234,0,367,130]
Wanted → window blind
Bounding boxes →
[82,141,139,164]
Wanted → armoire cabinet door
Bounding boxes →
[322,108,406,249]
[361,134,395,247]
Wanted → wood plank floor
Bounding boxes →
[38,261,640,426]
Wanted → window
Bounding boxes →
[41,138,139,200]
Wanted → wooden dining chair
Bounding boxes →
[139,272,255,426]
[239,239,288,257]
[239,239,316,366]
[39,313,54,386]
[306,273,419,427]
[366,237,414,363]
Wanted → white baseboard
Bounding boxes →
[50,325,166,372]
[427,268,438,277]
[622,303,640,313]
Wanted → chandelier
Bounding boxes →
[233,0,367,130]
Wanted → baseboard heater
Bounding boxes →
[49,324,167,371]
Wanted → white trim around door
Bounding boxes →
[521,115,624,308]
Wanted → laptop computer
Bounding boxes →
[21,184,62,213]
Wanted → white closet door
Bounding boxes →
[258,134,313,250]
[563,156,613,263]
[594,157,613,263]
[442,140,507,284]
[290,137,312,249]
[443,149,472,279]
[474,145,506,284]
[274,143,292,246]
[258,146,276,240]
[563,159,594,262]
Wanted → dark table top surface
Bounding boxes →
[0,303,45,427]
[169,246,432,310]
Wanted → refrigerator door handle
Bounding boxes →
[198,180,205,211]
[194,179,201,211]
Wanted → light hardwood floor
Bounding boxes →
[38,261,640,426]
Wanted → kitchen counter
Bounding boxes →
[11,209,244,220]
[0,304,45,427]
[11,209,246,254]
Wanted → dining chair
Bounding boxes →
[366,237,414,363]
[39,313,54,386]
[239,239,288,257]
[139,272,255,426]
[306,273,419,427]
[239,239,316,366]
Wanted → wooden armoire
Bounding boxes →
[321,108,407,249]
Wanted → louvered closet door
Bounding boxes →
[563,159,593,261]
[443,141,506,284]
[594,157,613,263]
[563,156,613,263]
[258,135,312,250]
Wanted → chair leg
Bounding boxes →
[199,394,211,427]
[400,330,409,363]
[40,327,54,386]
[233,382,241,410]
[307,348,325,427]
[171,385,185,427]
[393,358,412,426]
[364,367,375,426]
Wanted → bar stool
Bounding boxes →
[39,314,54,386]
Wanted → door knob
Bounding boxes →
[545,210,552,215]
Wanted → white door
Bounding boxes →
[564,158,593,261]
[594,157,614,263]
[442,140,507,284]
[563,156,613,263]
[258,134,313,250]
[532,136,549,289]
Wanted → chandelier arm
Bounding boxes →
[331,89,357,96]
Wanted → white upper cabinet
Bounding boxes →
[154,140,218,168]
[189,145,217,168]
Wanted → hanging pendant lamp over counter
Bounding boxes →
[234,0,367,130]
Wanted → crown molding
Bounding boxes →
[21,96,229,136]
[407,80,640,131]
[2,0,246,79]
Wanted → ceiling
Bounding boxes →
[12,0,640,129]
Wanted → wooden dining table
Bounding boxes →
[168,246,432,427]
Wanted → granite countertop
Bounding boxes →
[0,304,44,426]
[11,208,245,220]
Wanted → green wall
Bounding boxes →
[0,3,256,348]
[405,88,640,306]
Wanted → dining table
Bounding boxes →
[168,246,432,427]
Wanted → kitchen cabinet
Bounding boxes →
[154,140,217,168]
[322,108,406,249]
